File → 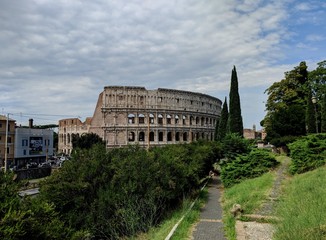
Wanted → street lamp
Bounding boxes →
[311,96,318,133]
[4,113,10,172]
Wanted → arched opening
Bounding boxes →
[182,115,186,125]
[139,132,145,141]
[175,115,179,124]
[150,131,154,141]
[196,117,199,125]
[167,114,172,124]
[167,132,172,141]
[158,114,163,124]
[175,132,180,141]
[128,132,135,142]
[201,117,205,126]
[128,114,135,124]
[183,132,188,141]
[149,113,154,124]
[190,116,193,125]
[138,114,145,124]
[159,131,164,141]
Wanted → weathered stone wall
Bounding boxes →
[58,86,222,152]
[98,86,221,148]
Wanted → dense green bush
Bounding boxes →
[0,172,72,239]
[220,149,279,187]
[221,133,250,160]
[289,134,326,174]
[39,141,221,239]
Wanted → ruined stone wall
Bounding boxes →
[58,86,222,152]
[99,86,222,148]
[58,118,90,154]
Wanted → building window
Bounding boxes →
[182,115,186,125]
[8,137,11,143]
[158,114,163,124]
[128,114,135,124]
[23,149,27,155]
[175,132,180,141]
[167,115,171,124]
[138,114,145,124]
[183,132,188,141]
[159,132,163,141]
[167,132,172,141]
[175,115,179,124]
[128,132,135,142]
[149,113,154,124]
[139,132,145,142]
[150,132,154,141]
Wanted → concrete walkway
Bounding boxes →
[191,176,227,240]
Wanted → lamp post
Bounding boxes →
[311,96,318,133]
[4,113,9,172]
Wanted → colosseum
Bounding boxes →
[58,86,222,154]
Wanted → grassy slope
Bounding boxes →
[274,166,326,240]
[221,172,275,240]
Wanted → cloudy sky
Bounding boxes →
[1,0,325,129]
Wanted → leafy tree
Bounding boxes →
[216,97,229,140]
[308,60,326,133]
[228,66,243,136]
[263,62,308,143]
[72,132,105,150]
[306,91,316,133]
[321,93,326,133]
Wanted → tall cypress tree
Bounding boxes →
[216,97,229,140]
[306,91,316,133]
[228,66,243,136]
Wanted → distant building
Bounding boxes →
[58,86,222,153]
[58,117,92,155]
[14,126,54,168]
[0,116,54,169]
[0,115,16,168]
[243,124,263,140]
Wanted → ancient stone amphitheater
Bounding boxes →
[58,86,222,154]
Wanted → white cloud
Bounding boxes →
[0,0,324,127]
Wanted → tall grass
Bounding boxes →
[222,172,275,240]
[274,166,326,240]
[130,189,208,240]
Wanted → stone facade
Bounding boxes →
[58,86,222,153]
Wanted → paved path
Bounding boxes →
[191,176,227,240]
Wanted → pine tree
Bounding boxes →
[216,97,229,140]
[306,91,316,133]
[228,66,243,136]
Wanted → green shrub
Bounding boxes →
[288,133,326,174]
[221,133,250,160]
[220,149,279,187]
[40,141,222,239]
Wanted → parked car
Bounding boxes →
[39,162,51,168]
[26,162,38,169]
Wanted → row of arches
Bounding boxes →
[127,113,216,126]
[127,130,214,143]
